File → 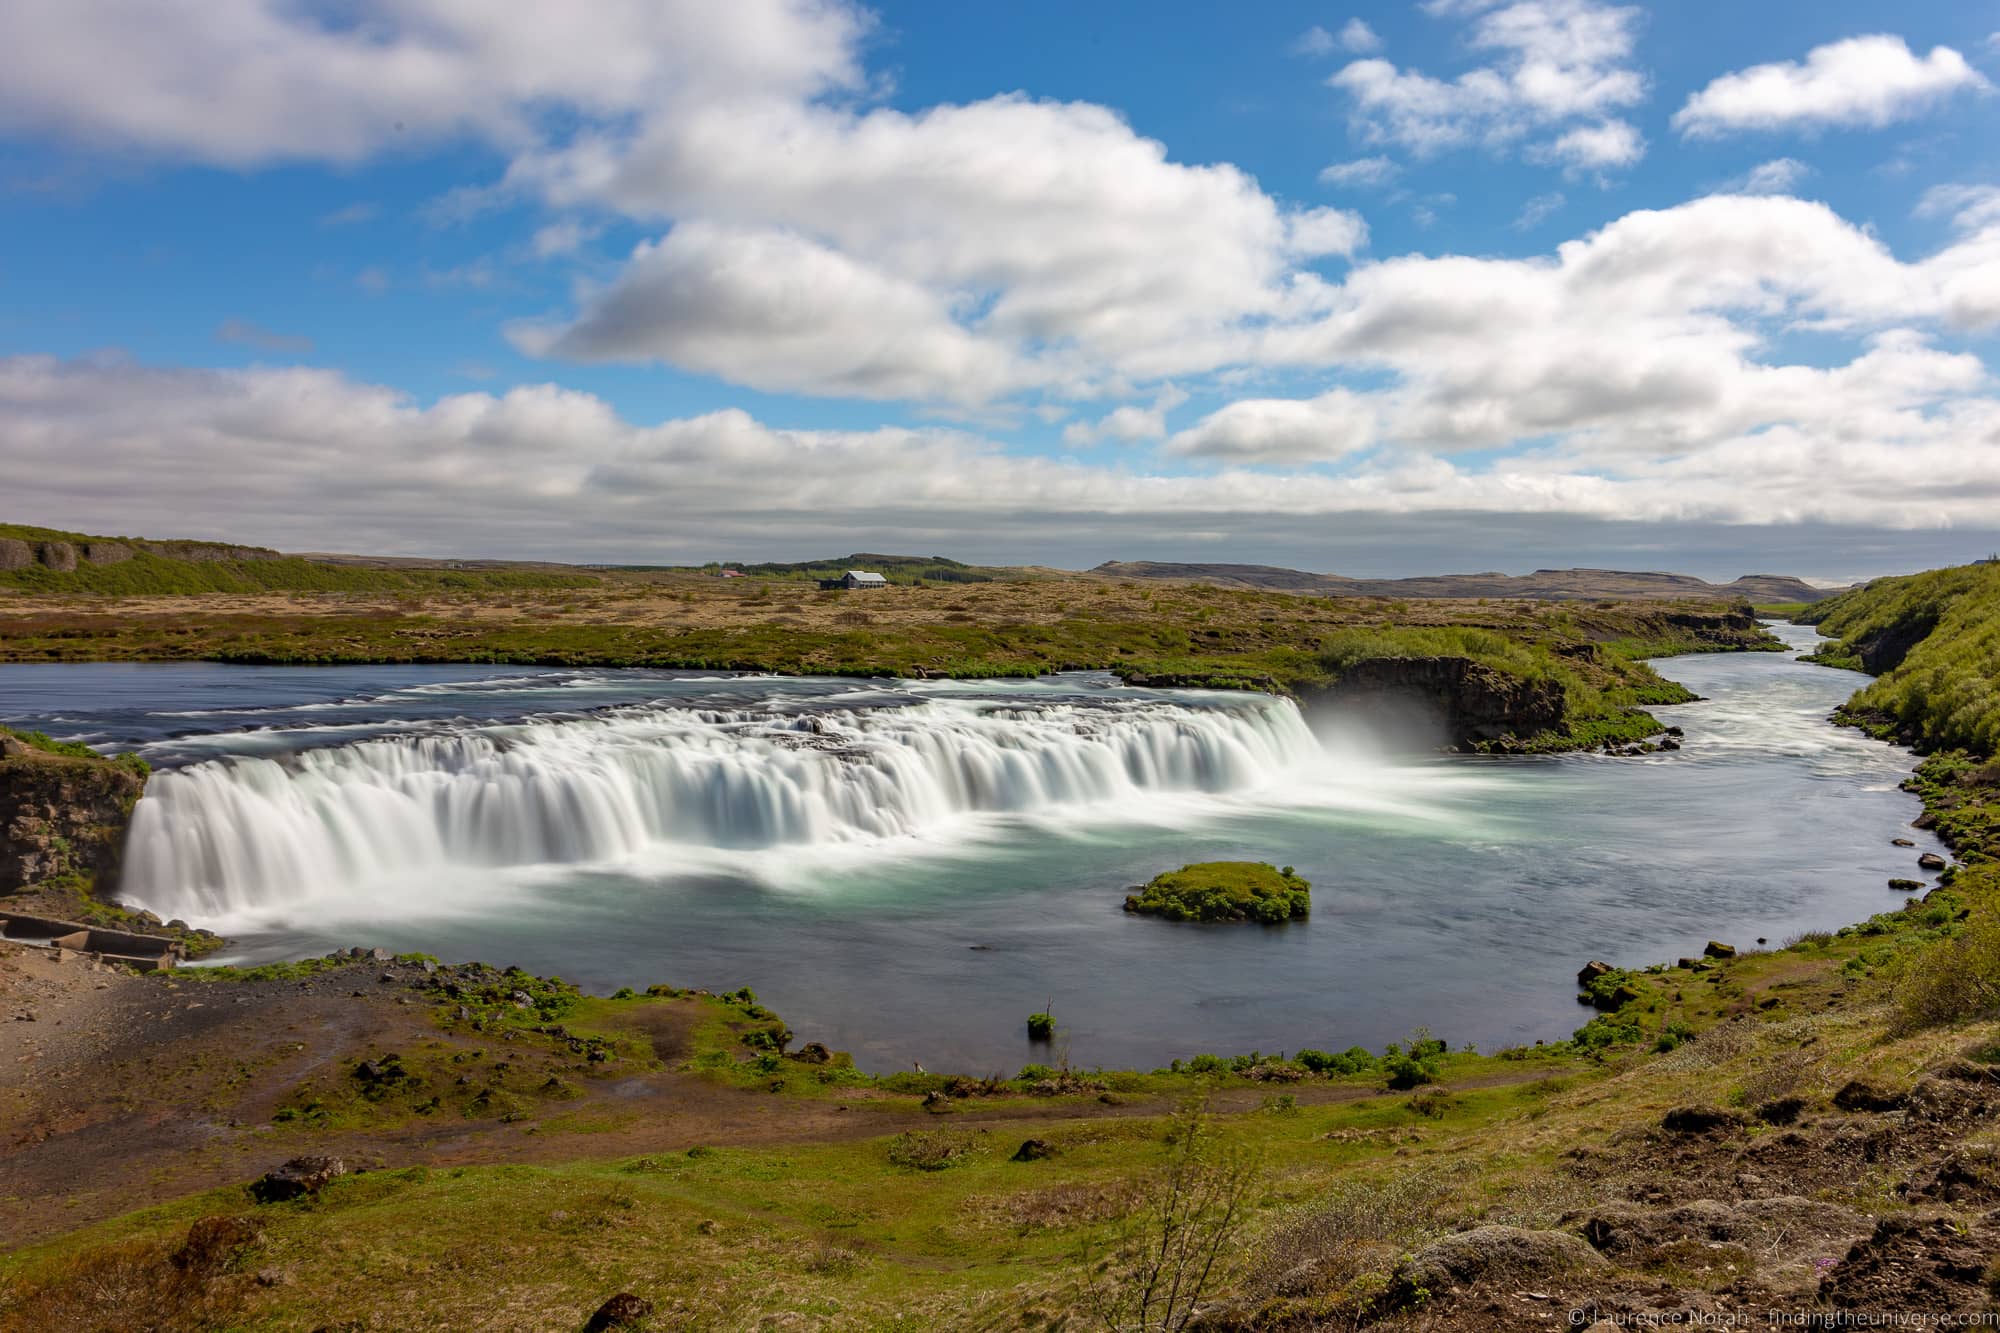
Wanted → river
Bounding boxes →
[0,621,1951,1072]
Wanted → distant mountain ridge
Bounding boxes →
[1091,561,1841,603]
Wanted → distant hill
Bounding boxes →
[0,524,593,595]
[1091,561,1842,604]
[605,553,1021,585]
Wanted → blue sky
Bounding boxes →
[2,1,1998,579]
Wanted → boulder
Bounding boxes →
[1703,940,1736,959]
[584,1293,654,1331]
[1385,1226,1607,1305]
[0,538,30,570]
[1891,838,1915,847]
[1011,1138,1056,1162]
[1577,960,1613,987]
[788,1041,832,1064]
[251,1155,346,1203]
[1889,878,1924,892]
[1917,852,1948,872]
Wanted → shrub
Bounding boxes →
[1381,1032,1446,1090]
[1078,1094,1260,1331]
[1026,1011,1055,1041]
[1892,907,2000,1033]
[1295,1046,1377,1076]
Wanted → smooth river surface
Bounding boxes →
[0,621,1950,1073]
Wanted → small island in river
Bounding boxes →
[1123,860,1311,923]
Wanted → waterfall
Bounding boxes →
[121,692,1321,920]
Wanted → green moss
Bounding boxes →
[1123,861,1310,923]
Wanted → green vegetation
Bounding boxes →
[1123,861,1310,923]
[1801,562,2000,754]
[1026,1010,1056,1041]
[0,723,148,778]
[0,522,595,595]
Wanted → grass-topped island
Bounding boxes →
[1122,860,1311,923]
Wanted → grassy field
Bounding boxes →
[0,571,1776,757]
[5,853,1995,1329]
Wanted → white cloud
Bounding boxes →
[1338,19,1383,54]
[7,352,2000,566]
[0,0,866,166]
[1329,0,1646,167]
[508,87,1372,399]
[1917,184,2000,231]
[510,224,1023,404]
[1166,389,1380,462]
[1530,118,1644,172]
[1062,385,1189,447]
[1319,155,1401,188]
[1674,35,1989,137]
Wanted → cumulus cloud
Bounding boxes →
[507,87,1370,399]
[1328,0,1646,166]
[510,224,1022,403]
[0,0,866,166]
[1166,389,1380,462]
[1249,195,2000,455]
[1674,35,1989,137]
[1530,118,1644,171]
[1062,385,1189,447]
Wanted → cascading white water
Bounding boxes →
[121,693,1321,920]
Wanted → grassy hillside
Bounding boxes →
[1800,563,2000,756]
[0,523,596,595]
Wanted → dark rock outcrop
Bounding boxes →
[0,742,147,892]
[1305,656,1567,749]
[251,1155,346,1203]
